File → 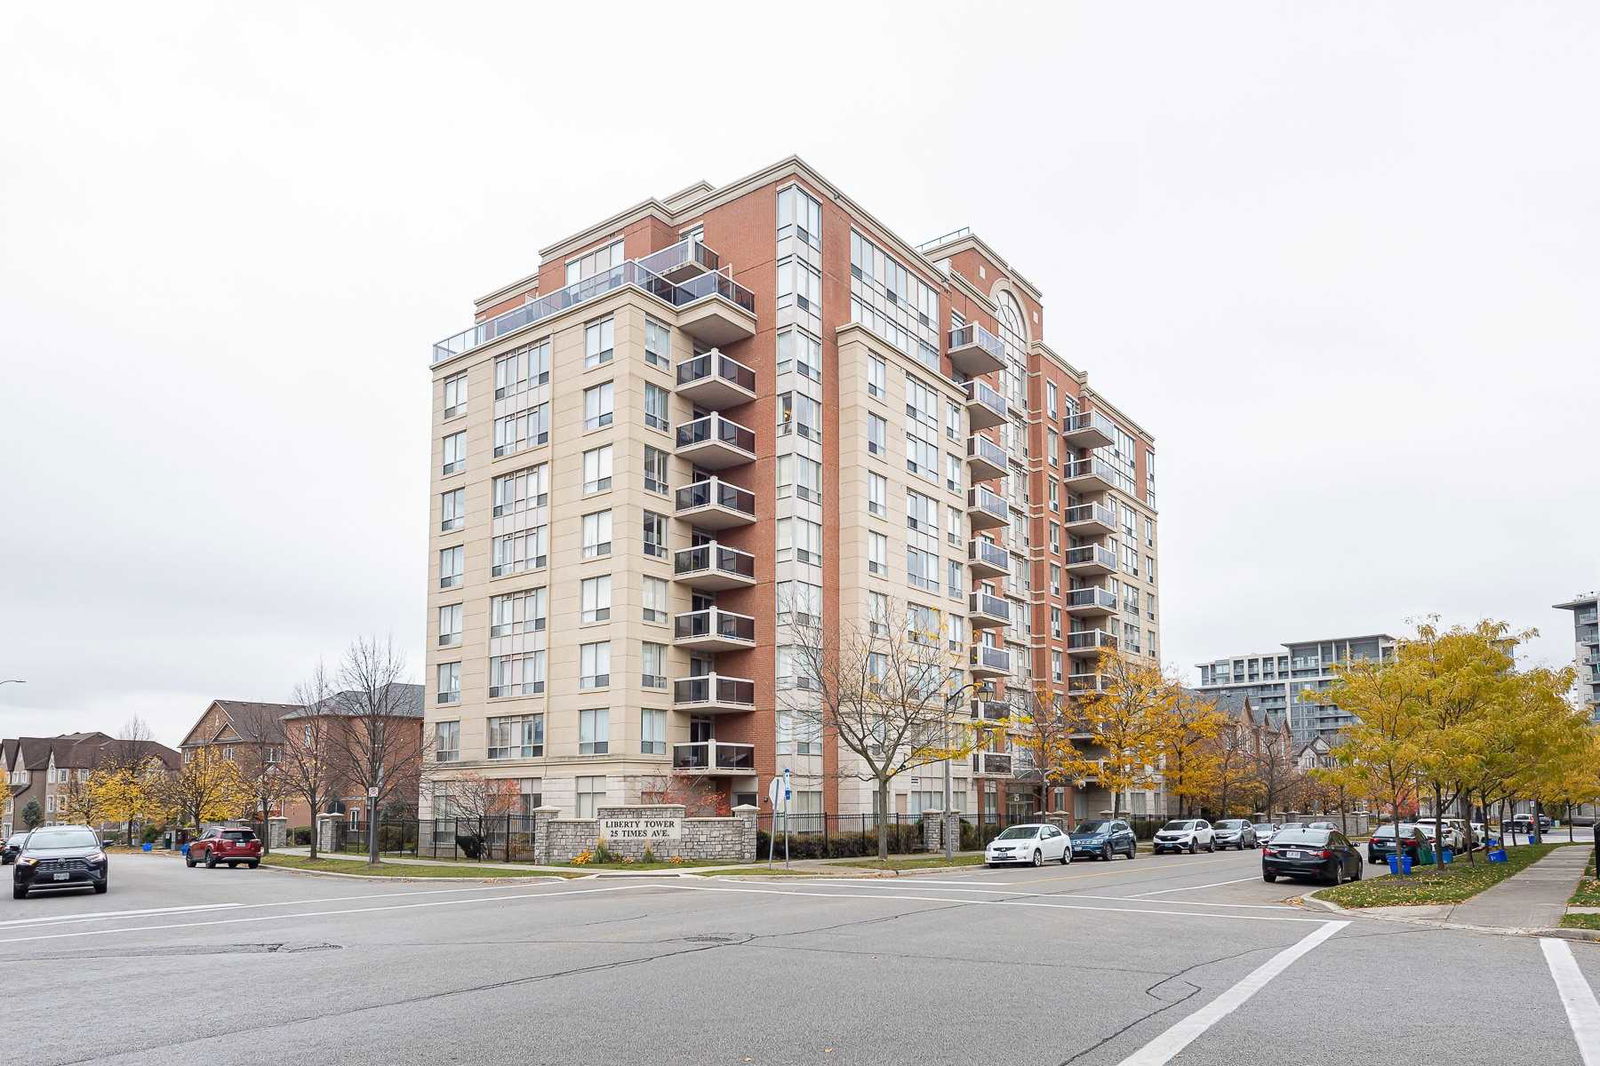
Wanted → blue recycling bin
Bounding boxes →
[1401,855,1414,875]
[1489,848,1508,862]
[1387,855,1400,874]
[1442,848,1454,864]
[141,843,153,852]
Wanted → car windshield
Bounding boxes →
[1074,821,1110,834]
[1253,824,1275,832]
[1271,829,1330,846]
[5,834,25,845]
[1216,820,1246,829]
[994,826,1040,840]
[1371,826,1412,838]
[25,828,98,849]
[1161,821,1196,831]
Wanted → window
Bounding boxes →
[642,642,667,689]
[777,184,822,248]
[1052,651,1064,683]
[947,558,963,598]
[777,328,822,383]
[777,255,821,314]
[575,776,606,818]
[1049,563,1062,597]
[493,404,549,456]
[1146,555,1157,581]
[644,382,670,431]
[1048,478,1059,512]
[1049,523,1060,554]
[579,709,610,755]
[435,662,460,705]
[580,642,611,689]
[777,711,821,756]
[906,490,939,535]
[779,517,823,566]
[867,413,887,456]
[438,546,463,589]
[443,372,467,418]
[1122,621,1142,655]
[582,510,612,558]
[643,446,669,495]
[641,709,666,755]
[1046,381,1058,419]
[583,445,613,493]
[494,340,550,399]
[487,713,544,759]
[642,576,669,624]
[1145,518,1156,547]
[946,401,962,442]
[868,531,887,576]
[581,575,612,624]
[441,431,466,475]
[1122,544,1139,577]
[779,392,822,441]
[777,455,822,503]
[906,435,938,482]
[491,526,546,576]
[584,317,615,369]
[493,464,547,517]
[434,722,459,762]
[778,579,822,625]
[489,651,545,696]
[515,778,543,816]
[1050,607,1063,639]
[907,602,940,644]
[566,239,623,285]
[849,229,940,368]
[867,354,886,399]
[947,506,963,547]
[643,511,669,559]
[867,472,887,517]
[906,546,939,592]
[1148,594,1157,621]
[583,382,614,430]
[946,453,962,494]
[490,588,546,636]
[438,604,462,647]
[440,488,465,532]
[644,318,670,369]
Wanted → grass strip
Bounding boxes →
[1319,843,1562,908]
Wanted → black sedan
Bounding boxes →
[1,832,27,865]
[1262,826,1363,886]
[12,826,109,899]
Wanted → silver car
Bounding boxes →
[1212,819,1257,850]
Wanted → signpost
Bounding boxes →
[767,769,793,869]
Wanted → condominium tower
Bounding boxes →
[423,157,1161,826]
[1195,634,1397,741]
[1554,592,1600,716]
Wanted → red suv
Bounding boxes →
[186,827,262,869]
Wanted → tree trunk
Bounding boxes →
[368,808,380,865]
[876,781,890,861]
[1433,784,1445,871]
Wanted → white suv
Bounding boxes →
[1152,819,1215,854]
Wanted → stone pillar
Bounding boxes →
[267,817,288,849]
[731,804,759,862]
[315,814,344,854]
[920,810,944,853]
[945,810,963,853]
[530,806,560,865]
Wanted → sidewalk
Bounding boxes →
[1445,845,1592,930]
[265,846,975,877]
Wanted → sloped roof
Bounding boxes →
[281,683,424,721]
[180,699,301,749]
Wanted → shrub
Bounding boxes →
[290,826,312,847]
[756,823,923,860]
[571,849,594,866]
[592,837,618,864]
[641,844,658,864]
[141,825,164,845]
[456,833,485,861]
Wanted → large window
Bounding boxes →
[441,431,466,475]
[442,372,467,418]
[580,641,611,689]
[575,775,606,818]
[492,526,547,576]
[643,446,669,495]
[490,588,546,636]
[580,575,612,623]
[438,546,463,589]
[583,382,614,430]
[777,328,822,383]
[868,531,887,576]
[487,713,544,759]
[868,472,887,516]
[583,445,613,493]
[777,455,822,503]
[493,464,547,518]
[777,185,822,249]
[644,318,670,369]
[489,651,545,697]
[579,709,609,755]
[779,392,822,442]
[777,579,822,625]
[779,517,822,566]
[867,354,886,399]
[582,511,612,558]
[434,721,459,763]
[566,239,623,285]
[494,340,550,400]
[435,662,460,705]
[643,510,669,559]
[850,230,939,369]
[867,413,887,456]
[644,382,670,431]
[642,576,669,623]
[584,317,614,369]
[641,709,666,756]
[437,604,462,647]
[641,642,667,690]
[493,404,549,457]
[440,488,464,532]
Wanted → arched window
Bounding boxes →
[997,291,1028,347]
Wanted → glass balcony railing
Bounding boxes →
[1063,457,1135,494]
[970,645,1012,674]
[676,414,756,455]
[1061,410,1117,446]
[1064,587,1118,612]
[638,238,720,280]
[1063,502,1117,529]
[965,379,1009,421]
[969,592,1013,624]
[970,699,1010,722]
[673,674,756,709]
[1066,629,1118,654]
[672,740,755,773]
[968,540,1010,574]
[967,435,1009,473]
[1064,544,1119,572]
[948,323,1006,374]
[675,478,756,520]
[673,608,756,645]
[967,487,1010,524]
[676,351,758,394]
[673,542,756,581]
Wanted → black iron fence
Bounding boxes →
[337,817,538,863]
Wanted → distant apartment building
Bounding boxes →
[1554,592,1600,717]
[422,156,1162,827]
[2,732,180,837]
[1196,634,1397,742]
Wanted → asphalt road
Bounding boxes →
[6,845,1598,1065]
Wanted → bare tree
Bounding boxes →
[328,636,426,864]
[230,702,287,853]
[438,773,519,860]
[279,662,341,860]
[786,606,971,861]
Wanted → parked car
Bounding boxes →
[1212,819,1257,850]
[1367,824,1429,864]
[1,832,28,865]
[985,824,1071,867]
[1152,819,1215,854]
[1471,822,1496,847]
[1306,821,1336,831]
[185,826,262,869]
[1510,814,1552,834]
[12,826,109,899]
[1413,821,1464,852]
[1252,823,1279,847]
[1068,819,1138,861]
[1263,826,1363,885]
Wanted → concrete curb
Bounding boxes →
[1534,927,1600,942]
[256,862,569,884]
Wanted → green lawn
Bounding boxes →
[1561,913,1600,931]
[1319,843,1563,908]
[825,855,987,872]
[1568,854,1600,906]
[260,855,573,878]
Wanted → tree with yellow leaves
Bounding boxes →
[158,748,251,830]
[1006,685,1101,816]
[1154,690,1229,818]
[1075,649,1181,818]
[91,756,169,845]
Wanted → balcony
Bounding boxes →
[675,351,757,409]
[676,414,756,470]
[673,608,757,652]
[966,435,1009,481]
[974,751,1014,777]
[673,542,756,590]
[675,478,756,530]
[970,644,1012,678]
[965,380,1009,431]
[1068,672,1107,695]
[638,237,720,284]
[672,740,755,775]
[1064,543,1118,577]
[1064,457,1133,495]
[1066,629,1119,658]
[673,673,757,714]
[1063,586,1118,618]
[1061,410,1116,449]
[1063,502,1117,537]
[968,539,1010,579]
[947,323,1006,376]
[969,592,1012,629]
[970,698,1010,722]
[675,271,758,346]
[967,486,1010,531]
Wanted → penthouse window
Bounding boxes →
[849,230,940,371]
[566,239,623,285]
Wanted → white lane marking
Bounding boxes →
[0,884,647,945]
[1541,938,1600,1066]
[659,882,1326,924]
[814,881,1296,911]
[1129,876,1260,898]
[1114,921,1349,1066]
[0,903,242,926]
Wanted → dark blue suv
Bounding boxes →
[1069,819,1138,861]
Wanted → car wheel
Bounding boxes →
[204,849,217,869]
[94,880,108,894]
[185,851,196,868]
[1326,861,1341,886]
[1031,849,1043,867]
[1206,839,1215,853]
[1353,861,1363,881]
[1126,844,1136,859]
[11,884,25,899]
[1187,840,1196,854]
[248,860,259,869]
[1263,872,1277,883]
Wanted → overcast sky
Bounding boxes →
[2,4,1596,746]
